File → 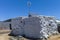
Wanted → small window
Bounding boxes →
[21,21,22,23]
[49,24,51,26]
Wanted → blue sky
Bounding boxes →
[0,0,60,21]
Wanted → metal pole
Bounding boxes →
[27,0,31,15]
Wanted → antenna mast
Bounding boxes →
[27,0,31,15]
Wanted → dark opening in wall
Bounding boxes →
[21,21,22,23]
[49,24,51,26]
[57,24,60,33]
[9,24,12,30]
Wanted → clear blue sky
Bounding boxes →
[0,0,60,21]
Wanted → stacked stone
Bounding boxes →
[40,16,58,38]
[24,17,42,38]
[24,16,58,38]
[10,15,58,39]
[11,17,24,36]
[0,22,10,30]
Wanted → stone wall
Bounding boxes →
[10,15,58,38]
[11,17,24,35]
[0,22,10,30]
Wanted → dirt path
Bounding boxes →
[0,30,60,40]
[0,30,29,40]
[0,33,10,40]
[47,34,60,40]
[0,30,10,40]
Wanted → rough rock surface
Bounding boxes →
[10,15,58,39]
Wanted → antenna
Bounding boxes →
[27,0,31,15]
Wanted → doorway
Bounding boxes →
[9,24,12,30]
